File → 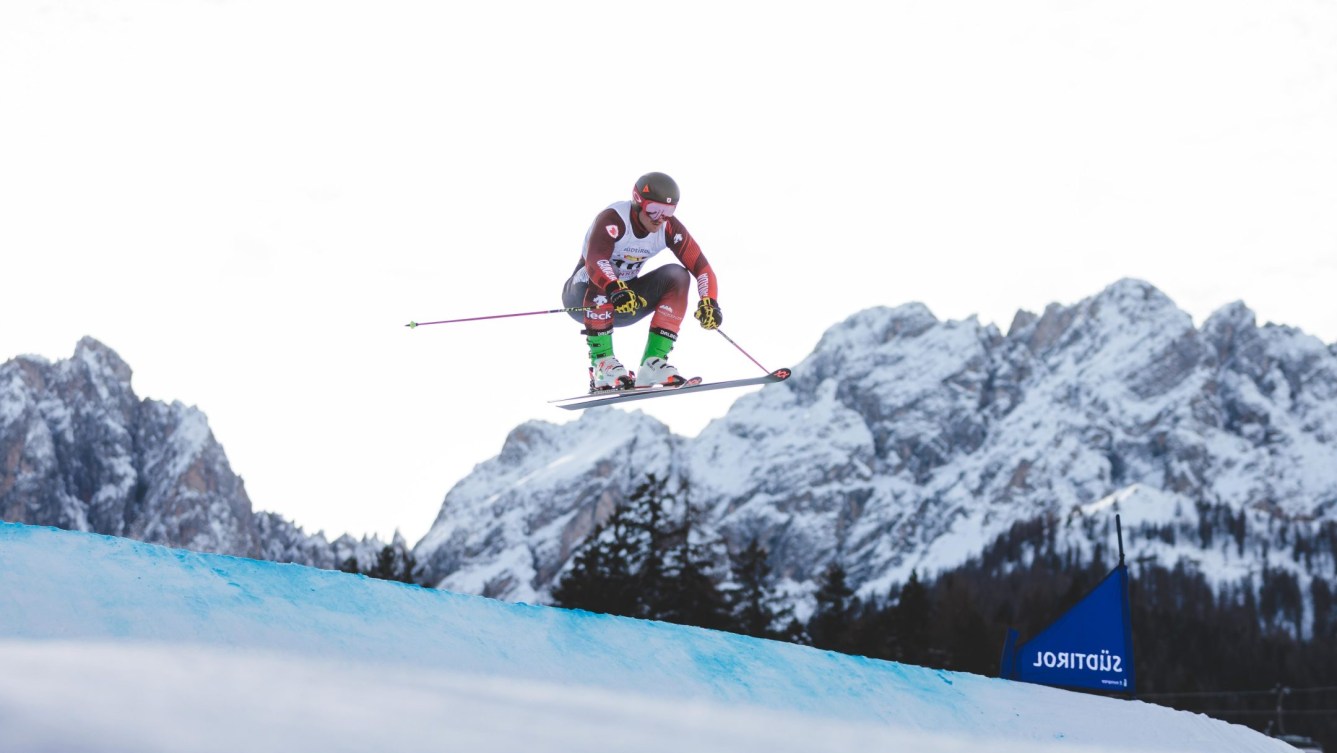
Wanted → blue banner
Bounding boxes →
[1000,564,1135,693]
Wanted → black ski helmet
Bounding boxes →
[632,172,680,207]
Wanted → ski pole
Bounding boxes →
[406,305,594,329]
[715,328,771,375]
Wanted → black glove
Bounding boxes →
[695,297,722,329]
[607,280,644,315]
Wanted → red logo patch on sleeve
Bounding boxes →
[605,225,620,239]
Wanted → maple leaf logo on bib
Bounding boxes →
[606,225,620,239]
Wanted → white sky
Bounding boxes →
[2,0,1335,543]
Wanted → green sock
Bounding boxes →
[641,330,675,363]
[587,332,614,362]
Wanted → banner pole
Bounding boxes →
[1116,514,1125,565]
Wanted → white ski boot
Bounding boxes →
[589,356,634,391]
[635,357,686,388]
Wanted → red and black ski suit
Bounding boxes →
[562,200,718,339]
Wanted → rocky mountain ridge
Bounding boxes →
[0,337,385,568]
[413,279,1337,615]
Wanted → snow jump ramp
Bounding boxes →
[0,522,1294,753]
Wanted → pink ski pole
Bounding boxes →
[406,306,594,329]
[715,328,771,375]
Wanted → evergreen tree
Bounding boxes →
[729,537,790,639]
[931,573,991,671]
[807,561,858,652]
[338,544,419,585]
[848,593,897,660]
[659,504,730,630]
[1312,578,1335,642]
[625,475,675,619]
[368,544,418,584]
[551,502,642,617]
[551,474,735,629]
[893,569,932,664]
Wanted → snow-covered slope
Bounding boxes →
[0,521,1294,753]
[0,337,386,568]
[416,279,1337,611]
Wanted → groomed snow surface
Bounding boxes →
[0,523,1293,753]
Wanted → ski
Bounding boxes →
[550,377,703,407]
[551,368,792,410]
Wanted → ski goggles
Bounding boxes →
[640,200,676,221]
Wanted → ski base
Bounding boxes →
[551,368,791,410]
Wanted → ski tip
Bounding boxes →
[772,368,792,380]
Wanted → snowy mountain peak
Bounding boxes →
[415,280,1337,612]
[811,301,941,356]
[1012,278,1195,372]
[73,335,133,386]
[1,338,256,553]
[0,339,391,570]
[417,408,677,601]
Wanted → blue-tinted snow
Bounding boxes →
[0,522,1292,753]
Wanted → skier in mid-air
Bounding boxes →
[561,172,722,392]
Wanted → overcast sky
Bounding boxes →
[3,0,1335,543]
